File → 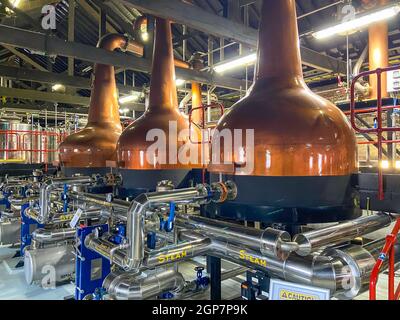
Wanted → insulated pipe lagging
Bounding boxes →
[86,227,399,298]
[124,187,208,271]
[293,213,393,256]
[38,176,92,224]
[178,213,393,259]
[176,214,293,259]
[103,269,186,300]
[32,228,76,243]
[179,231,398,299]
[84,230,212,271]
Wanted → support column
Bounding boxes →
[207,256,222,300]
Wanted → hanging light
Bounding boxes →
[175,79,186,87]
[213,53,257,73]
[52,84,66,92]
[313,4,400,40]
[119,94,139,104]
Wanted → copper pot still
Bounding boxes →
[59,33,131,168]
[117,18,201,171]
[207,0,360,224]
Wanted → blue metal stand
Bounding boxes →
[207,256,221,300]
[0,192,11,211]
[75,224,111,300]
[20,203,44,257]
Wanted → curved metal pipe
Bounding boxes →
[176,214,292,259]
[69,192,130,212]
[37,176,92,224]
[32,228,76,244]
[103,269,186,300]
[123,187,208,271]
[179,231,398,299]
[86,222,398,299]
[293,213,393,256]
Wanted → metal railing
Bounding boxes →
[0,129,67,164]
[188,102,224,144]
[369,218,400,300]
[350,65,400,200]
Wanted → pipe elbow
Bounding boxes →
[123,257,142,272]
[97,33,130,52]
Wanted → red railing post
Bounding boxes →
[369,219,400,300]
[350,65,400,200]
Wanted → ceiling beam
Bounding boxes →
[91,0,136,37]
[0,24,248,90]
[77,0,119,34]
[2,45,48,71]
[0,103,89,115]
[119,0,347,75]
[0,87,90,105]
[0,64,143,94]
[238,0,258,6]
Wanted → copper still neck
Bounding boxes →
[87,34,128,126]
[256,0,304,86]
[368,0,390,99]
[190,53,204,124]
[148,18,178,111]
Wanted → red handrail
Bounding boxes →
[369,218,400,300]
[350,65,400,200]
[188,102,224,144]
[0,129,68,163]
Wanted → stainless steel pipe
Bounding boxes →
[69,192,130,212]
[293,213,393,256]
[32,228,76,244]
[124,187,208,271]
[84,232,211,271]
[176,214,292,259]
[178,231,398,299]
[37,176,92,224]
[103,269,186,300]
[178,213,393,259]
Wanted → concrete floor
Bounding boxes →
[0,245,396,300]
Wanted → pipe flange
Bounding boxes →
[260,228,292,260]
[210,182,228,203]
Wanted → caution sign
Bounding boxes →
[269,279,330,300]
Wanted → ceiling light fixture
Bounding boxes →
[213,53,257,73]
[313,4,400,40]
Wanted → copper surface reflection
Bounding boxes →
[59,34,128,168]
[117,18,201,170]
[209,0,357,177]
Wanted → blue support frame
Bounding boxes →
[75,224,111,300]
[20,202,44,256]
[0,192,11,211]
